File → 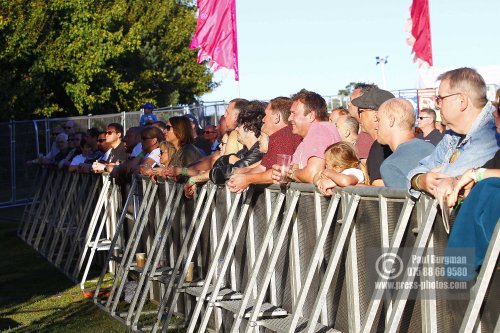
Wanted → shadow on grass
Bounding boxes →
[0,222,74,311]
[5,298,130,333]
[0,218,130,332]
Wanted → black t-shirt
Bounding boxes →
[417,129,444,146]
[107,142,127,163]
[483,149,500,169]
[367,141,393,182]
[194,137,212,156]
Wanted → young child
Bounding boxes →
[139,102,158,126]
[315,142,369,196]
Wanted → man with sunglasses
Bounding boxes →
[93,123,127,172]
[203,125,219,153]
[416,108,443,146]
[408,67,499,198]
[351,87,395,185]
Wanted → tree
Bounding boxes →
[337,82,357,97]
[0,0,216,120]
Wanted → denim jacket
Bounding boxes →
[407,102,500,192]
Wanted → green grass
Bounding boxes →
[0,207,130,332]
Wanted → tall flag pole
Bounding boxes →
[406,0,433,67]
[190,0,240,81]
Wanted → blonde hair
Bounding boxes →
[324,142,369,184]
[159,141,177,166]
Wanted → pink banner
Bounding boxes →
[190,0,239,81]
[406,0,433,67]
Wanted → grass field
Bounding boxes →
[0,207,130,332]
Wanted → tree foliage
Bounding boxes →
[337,82,357,97]
[0,0,216,120]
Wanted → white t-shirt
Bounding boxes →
[143,148,161,167]
[341,167,364,184]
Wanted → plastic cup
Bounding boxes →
[185,262,195,282]
[136,253,146,268]
[276,154,292,183]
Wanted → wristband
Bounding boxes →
[474,168,486,183]
[188,177,196,185]
[182,167,188,176]
[413,174,422,190]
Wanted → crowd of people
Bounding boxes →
[29,67,500,279]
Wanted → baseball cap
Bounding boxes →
[351,87,395,110]
[184,113,202,129]
[141,102,155,109]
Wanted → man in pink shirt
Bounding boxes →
[271,90,341,184]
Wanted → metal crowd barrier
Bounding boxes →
[17,170,500,332]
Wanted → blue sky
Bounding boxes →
[200,0,500,102]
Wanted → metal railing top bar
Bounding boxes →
[341,185,411,198]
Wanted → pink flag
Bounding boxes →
[405,0,433,67]
[190,0,239,81]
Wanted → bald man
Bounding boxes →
[376,98,435,188]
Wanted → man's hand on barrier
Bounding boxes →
[184,182,196,199]
[228,174,249,193]
[139,164,154,177]
[434,176,456,206]
[418,171,449,196]
[449,169,476,207]
[92,161,106,173]
[270,164,281,184]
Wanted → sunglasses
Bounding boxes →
[64,126,73,130]
[165,125,172,131]
[97,139,106,143]
[106,130,116,135]
[51,132,61,136]
[204,131,217,134]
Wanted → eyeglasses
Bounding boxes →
[204,131,217,134]
[165,125,172,131]
[435,93,461,105]
[106,130,116,135]
[418,116,431,120]
[97,139,106,143]
[357,108,372,117]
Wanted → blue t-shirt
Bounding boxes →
[381,138,435,188]
[140,113,158,126]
